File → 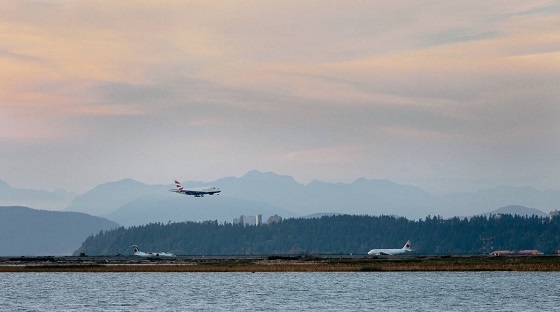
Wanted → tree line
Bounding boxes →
[75,214,560,256]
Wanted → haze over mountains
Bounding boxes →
[0,206,118,256]
[0,179,75,210]
[2,171,557,256]
[64,170,560,223]
[477,205,548,218]
[1,171,558,226]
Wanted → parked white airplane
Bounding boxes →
[368,241,412,256]
[170,180,221,197]
[132,245,175,257]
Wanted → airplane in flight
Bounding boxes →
[170,180,221,197]
[132,245,175,258]
[367,240,412,256]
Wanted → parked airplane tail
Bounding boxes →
[402,240,412,251]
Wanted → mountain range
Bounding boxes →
[1,171,557,256]
[477,205,549,218]
[2,171,559,226]
[0,206,119,256]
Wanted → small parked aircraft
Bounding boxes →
[367,240,412,256]
[132,245,175,257]
[170,180,221,197]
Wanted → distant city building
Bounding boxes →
[549,209,559,220]
[232,214,264,226]
[244,215,257,226]
[232,215,245,225]
[267,214,283,224]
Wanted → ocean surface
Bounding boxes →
[1,272,559,311]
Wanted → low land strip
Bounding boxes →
[1,255,560,272]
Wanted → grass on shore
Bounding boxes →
[1,256,560,272]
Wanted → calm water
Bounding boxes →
[1,272,559,311]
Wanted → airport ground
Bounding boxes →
[1,255,560,272]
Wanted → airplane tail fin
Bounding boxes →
[402,240,412,251]
[170,180,184,193]
[132,245,139,254]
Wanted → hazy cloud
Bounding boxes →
[0,1,558,193]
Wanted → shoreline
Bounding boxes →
[1,255,560,272]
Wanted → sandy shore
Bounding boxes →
[1,255,560,272]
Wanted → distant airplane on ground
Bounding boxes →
[132,245,175,258]
[170,180,221,197]
[367,240,412,256]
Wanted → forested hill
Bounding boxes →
[76,215,560,256]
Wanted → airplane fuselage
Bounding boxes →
[367,248,410,256]
[171,180,221,197]
[135,251,175,257]
[178,186,221,197]
[368,241,412,256]
[133,245,175,257]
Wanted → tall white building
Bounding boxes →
[233,214,281,226]
[550,209,559,220]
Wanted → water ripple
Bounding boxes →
[1,272,559,311]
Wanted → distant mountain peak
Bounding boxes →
[241,170,297,183]
[65,178,165,216]
[351,177,401,186]
[0,179,75,210]
[493,205,547,217]
[0,179,11,189]
[111,178,145,185]
[477,205,548,218]
[353,177,368,183]
[243,170,278,178]
[91,178,147,190]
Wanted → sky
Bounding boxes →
[1,1,559,194]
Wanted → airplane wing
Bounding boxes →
[182,190,206,197]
